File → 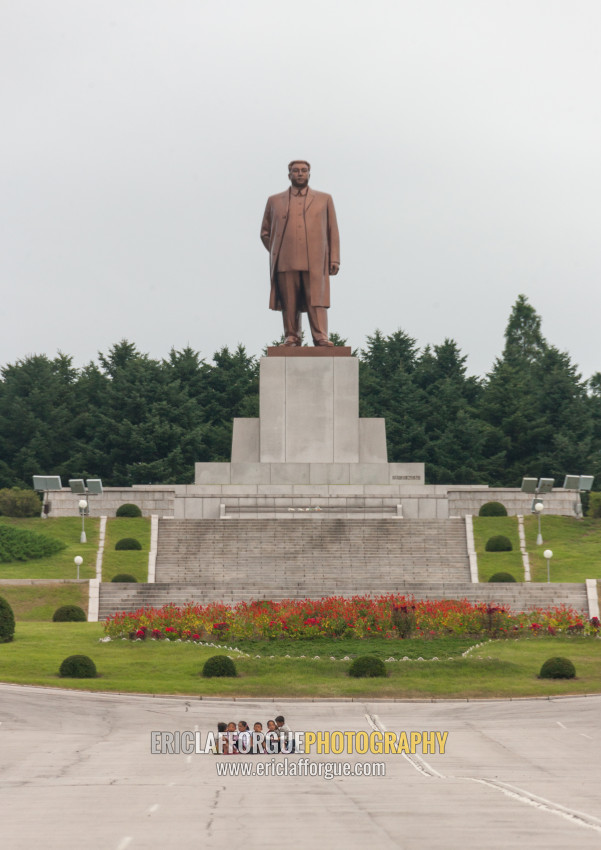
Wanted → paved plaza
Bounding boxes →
[1,684,600,849]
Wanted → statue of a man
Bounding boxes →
[260,160,340,346]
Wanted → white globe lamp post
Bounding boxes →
[543,549,553,583]
[78,499,88,543]
[74,555,83,580]
[534,501,544,545]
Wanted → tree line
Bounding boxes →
[1,296,599,489]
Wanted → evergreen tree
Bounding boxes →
[413,340,490,483]
[85,341,211,485]
[0,305,595,488]
[0,353,82,486]
[479,296,593,485]
[535,346,593,480]
[503,293,547,365]
[359,330,425,461]
[586,373,601,483]
[199,345,259,461]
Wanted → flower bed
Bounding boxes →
[103,596,600,642]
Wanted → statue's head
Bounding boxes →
[288,160,310,188]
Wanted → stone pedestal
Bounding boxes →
[196,348,425,504]
[231,349,387,466]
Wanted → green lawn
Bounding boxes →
[1,624,599,698]
[102,517,150,582]
[0,583,88,620]
[473,515,601,583]
[0,517,98,579]
[472,517,523,582]
[226,635,477,660]
[523,515,601,582]
[0,516,150,582]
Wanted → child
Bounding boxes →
[275,715,294,752]
[252,721,265,753]
[237,720,251,753]
[265,719,279,753]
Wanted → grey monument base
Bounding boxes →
[195,461,425,487]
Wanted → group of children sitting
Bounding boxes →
[215,715,293,754]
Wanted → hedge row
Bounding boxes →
[0,525,66,563]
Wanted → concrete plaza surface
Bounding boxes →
[1,685,600,849]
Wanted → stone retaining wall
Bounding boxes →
[42,484,580,519]
[45,486,175,518]
[448,488,579,517]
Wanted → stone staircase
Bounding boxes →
[97,581,589,619]
[155,518,471,585]
[96,518,590,618]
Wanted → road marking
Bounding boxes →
[147,804,159,815]
[581,733,593,739]
[366,713,445,778]
[556,721,567,729]
[468,778,601,835]
[367,711,601,834]
[116,838,132,850]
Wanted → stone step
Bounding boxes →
[98,581,590,620]
[152,516,472,598]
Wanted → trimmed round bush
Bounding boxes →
[59,654,97,678]
[479,501,508,517]
[348,655,387,678]
[53,605,86,622]
[488,572,517,583]
[0,596,16,643]
[202,655,237,678]
[539,657,576,680]
[111,573,137,583]
[116,503,142,518]
[485,535,513,552]
[115,537,142,551]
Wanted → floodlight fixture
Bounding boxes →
[521,477,538,494]
[563,474,594,491]
[32,475,63,518]
[87,479,103,495]
[578,475,594,491]
[33,475,62,491]
[68,478,103,519]
[537,478,554,494]
[563,474,594,516]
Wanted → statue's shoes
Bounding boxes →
[315,340,334,347]
[283,338,300,346]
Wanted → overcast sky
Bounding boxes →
[2,1,600,380]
